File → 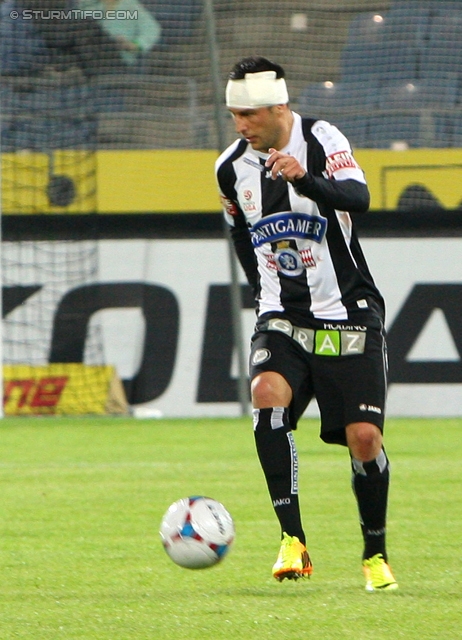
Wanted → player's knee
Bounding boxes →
[251,371,292,408]
[346,422,382,461]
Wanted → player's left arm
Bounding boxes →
[265,121,370,213]
[292,173,370,213]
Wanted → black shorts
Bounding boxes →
[249,315,388,446]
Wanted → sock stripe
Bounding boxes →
[287,431,299,494]
[270,406,286,429]
[352,449,389,476]
[252,407,287,430]
[376,449,387,473]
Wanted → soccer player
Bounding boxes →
[215,56,398,591]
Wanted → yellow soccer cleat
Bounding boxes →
[272,532,313,581]
[363,554,398,592]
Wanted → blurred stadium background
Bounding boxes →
[1,0,462,415]
[3,0,462,153]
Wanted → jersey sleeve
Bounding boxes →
[215,155,260,297]
[292,174,370,213]
[311,120,366,183]
[215,143,242,227]
[293,119,370,213]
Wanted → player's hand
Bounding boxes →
[265,148,306,182]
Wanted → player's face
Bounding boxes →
[229,106,285,152]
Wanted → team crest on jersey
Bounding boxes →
[274,247,304,276]
[265,244,316,275]
[326,151,359,178]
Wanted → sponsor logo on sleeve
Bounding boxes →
[220,195,239,216]
[326,151,360,178]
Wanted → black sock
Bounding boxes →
[351,449,390,561]
[253,407,306,545]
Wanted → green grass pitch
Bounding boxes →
[0,416,460,639]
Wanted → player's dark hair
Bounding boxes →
[229,56,285,80]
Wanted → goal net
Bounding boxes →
[1,0,461,412]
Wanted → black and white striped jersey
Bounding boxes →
[215,112,385,324]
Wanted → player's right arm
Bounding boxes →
[219,191,260,299]
[215,155,259,298]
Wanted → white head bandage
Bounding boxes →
[226,70,289,109]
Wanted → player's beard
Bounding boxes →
[249,129,283,153]
[252,114,287,153]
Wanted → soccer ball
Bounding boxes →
[160,496,235,569]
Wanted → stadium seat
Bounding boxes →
[331,115,369,149]
[378,78,458,109]
[340,41,419,84]
[430,0,462,8]
[366,114,422,149]
[433,114,458,147]
[428,2,462,42]
[298,80,378,115]
[297,82,337,115]
[373,77,460,148]
[1,77,93,114]
[452,116,462,147]
[380,1,431,46]
[143,0,203,46]
[1,117,96,150]
[92,73,198,114]
[419,37,462,79]
[97,109,207,149]
[91,75,146,113]
[92,74,197,110]
[346,12,387,45]
[433,108,462,148]
[0,77,97,150]
[0,0,51,76]
[297,82,375,148]
[298,81,378,116]
[419,3,462,78]
[419,45,462,80]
